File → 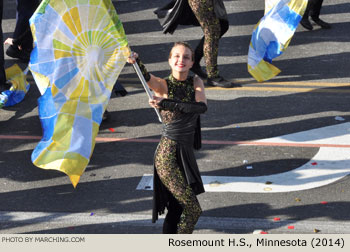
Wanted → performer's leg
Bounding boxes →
[14,0,40,39]
[172,181,202,234]
[309,0,323,20]
[194,36,204,68]
[303,0,312,18]
[155,138,202,234]
[194,19,228,68]
[188,0,221,78]
[7,0,40,62]
[300,0,313,30]
[162,193,182,234]
[0,0,6,90]
[158,170,202,234]
[309,0,330,29]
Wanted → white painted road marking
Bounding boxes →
[137,123,350,193]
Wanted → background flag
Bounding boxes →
[0,64,29,108]
[265,0,280,14]
[29,0,130,187]
[248,0,308,82]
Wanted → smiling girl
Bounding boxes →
[128,42,207,233]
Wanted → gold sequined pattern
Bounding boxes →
[188,0,221,78]
[155,75,202,234]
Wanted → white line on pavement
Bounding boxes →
[137,123,350,193]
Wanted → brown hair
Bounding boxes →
[168,41,194,61]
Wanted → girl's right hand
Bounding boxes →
[4,38,14,45]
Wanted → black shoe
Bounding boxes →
[300,18,313,30]
[190,64,208,79]
[6,45,30,62]
[312,18,331,29]
[114,89,128,97]
[207,76,234,88]
[113,81,128,97]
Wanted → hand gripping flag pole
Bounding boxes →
[132,62,162,122]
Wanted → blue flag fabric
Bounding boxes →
[248,0,308,82]
[29,0,130,187]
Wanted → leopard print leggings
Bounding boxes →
[188,0,221,78]
[155,137,202,233]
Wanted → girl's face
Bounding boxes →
[168,45,194,74]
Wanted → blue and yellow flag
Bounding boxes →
[29,0,130,187]
[248,0,308,82]
[0,64,30,108]
[265,0,280,14]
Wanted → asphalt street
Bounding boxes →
[0,0,350,234]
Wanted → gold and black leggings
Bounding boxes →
[188,0,222,78]
[155,137,202,234]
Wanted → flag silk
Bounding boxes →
[265,0,280,14]
[29,0,130,187]
[248,0,308,82]
[0,64,29,108]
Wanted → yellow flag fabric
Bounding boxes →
[29,0,130,187]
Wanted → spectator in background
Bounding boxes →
[5,0,40,62]
[0,0,9,92]
[300,0,331,30]
[155,0,234,88]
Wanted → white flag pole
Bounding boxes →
[132,62,162,122]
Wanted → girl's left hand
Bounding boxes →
[149,95,164,108]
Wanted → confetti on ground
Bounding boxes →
[314,229,320,233]
[295,197,301,202]
[90,212,94,216]
[288,226,295,229]
[260,231,268,234]
[311,162,318,165]
[320,201,328,204]
[265,181,273,185]
[273,217,281,221]
[243,160,248,164]
[253,230,263,234]
[335,116,345,121]
[246,166,253,169]
[109,128,115,132]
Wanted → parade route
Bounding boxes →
[2,210,350,234]
[1,0,350,234]
[136,122,350,193]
